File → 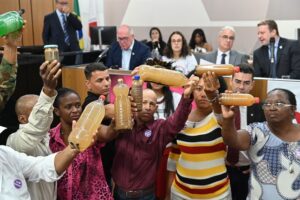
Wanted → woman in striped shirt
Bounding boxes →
[167,72,231,200]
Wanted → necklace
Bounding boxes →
[287,142,297,173]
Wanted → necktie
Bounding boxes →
[226,107,240,165]
[221,53,226,64]
[61,14,70,45]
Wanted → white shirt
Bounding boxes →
[154,92,181,120]
[56,10,67,31]
[216,50,230,64]
[236,106,251,166]
[0,146,62,200]
[7,90,57,200]
[121,40,135,70]
[162,54,197,75]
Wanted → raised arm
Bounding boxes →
[221,104,251,150]
[0,32,19,111]
[7,61,61,154]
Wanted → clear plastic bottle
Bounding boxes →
[195,64,240,76]
[113,79,133,131]
[131,75,143,112]
[219,93,260,106]
[0,10,25,37]
[68,95,106,152]
[138,65,188,87]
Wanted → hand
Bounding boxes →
[104,104,114,119]
[202,71,220,98]
[221,103,236,120]
[183,75,199,98]
[131,66,140,77]
[40,60,61,96]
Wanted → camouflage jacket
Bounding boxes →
[0,58,17,111]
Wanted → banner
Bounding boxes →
[78,0,104,51]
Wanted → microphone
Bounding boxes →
[95,47,109,63]
[269,37,275,64]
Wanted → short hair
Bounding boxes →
[164,31,191,58]
[233,63,254,80]
[219,26,236,36]
[84,62,107,79]
[54,88,80,108]
[257,20,279,36]
[118,25,134,35]
[268,88,296,106]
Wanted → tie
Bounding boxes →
[221,53,226,64]
[226,107,240,165]
[61,14,70,45]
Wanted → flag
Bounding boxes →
[78,0,104,50]
[73,0,84,50]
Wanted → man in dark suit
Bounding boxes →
[106,25,151,70]
[200,26,249,65]
[42,0,82,53]
[227,63,265,200]
[253,20,300,79]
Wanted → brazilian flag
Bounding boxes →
[73,0,84,50]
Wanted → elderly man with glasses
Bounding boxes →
[200,26,249,65]
[106,24,151,70]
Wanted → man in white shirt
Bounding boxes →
[0,144,79,200]
[106,25,150,70]
[6,60,61,200]
[200,26,249,65]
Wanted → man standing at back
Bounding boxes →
[226,63,265,200]
[43,0,82,53]
[82,62,115,188]
[200,26,249,65]
[106,25,151,70]
[253,19,300,79]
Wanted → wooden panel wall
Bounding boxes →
[0,0,65,46]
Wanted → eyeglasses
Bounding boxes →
[262,102,293,110]
[221,35,235,41]
[171,39,182,43]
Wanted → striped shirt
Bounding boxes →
[168,112,230,199]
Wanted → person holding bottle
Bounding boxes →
[166,72,231,200]
[146,27,167,58]
[221,88,300,199]
[49,88,113,200]
[189,28,213,53]
[104,72,198,199]
[225,63,265,200]
[0,28,23,111]
[162,31,197,75]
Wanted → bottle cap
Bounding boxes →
[233,67,240,73]
[18,9,25,15]
[99,95,106,101]
[133,75,140,80]
[254,97,260,104]
[117,78,124,84]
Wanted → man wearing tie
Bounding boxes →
[43,0,82,53]
[105,25,151,70]
[226,63,265,200]
[253,20,300,79]
[200,26,249,65]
